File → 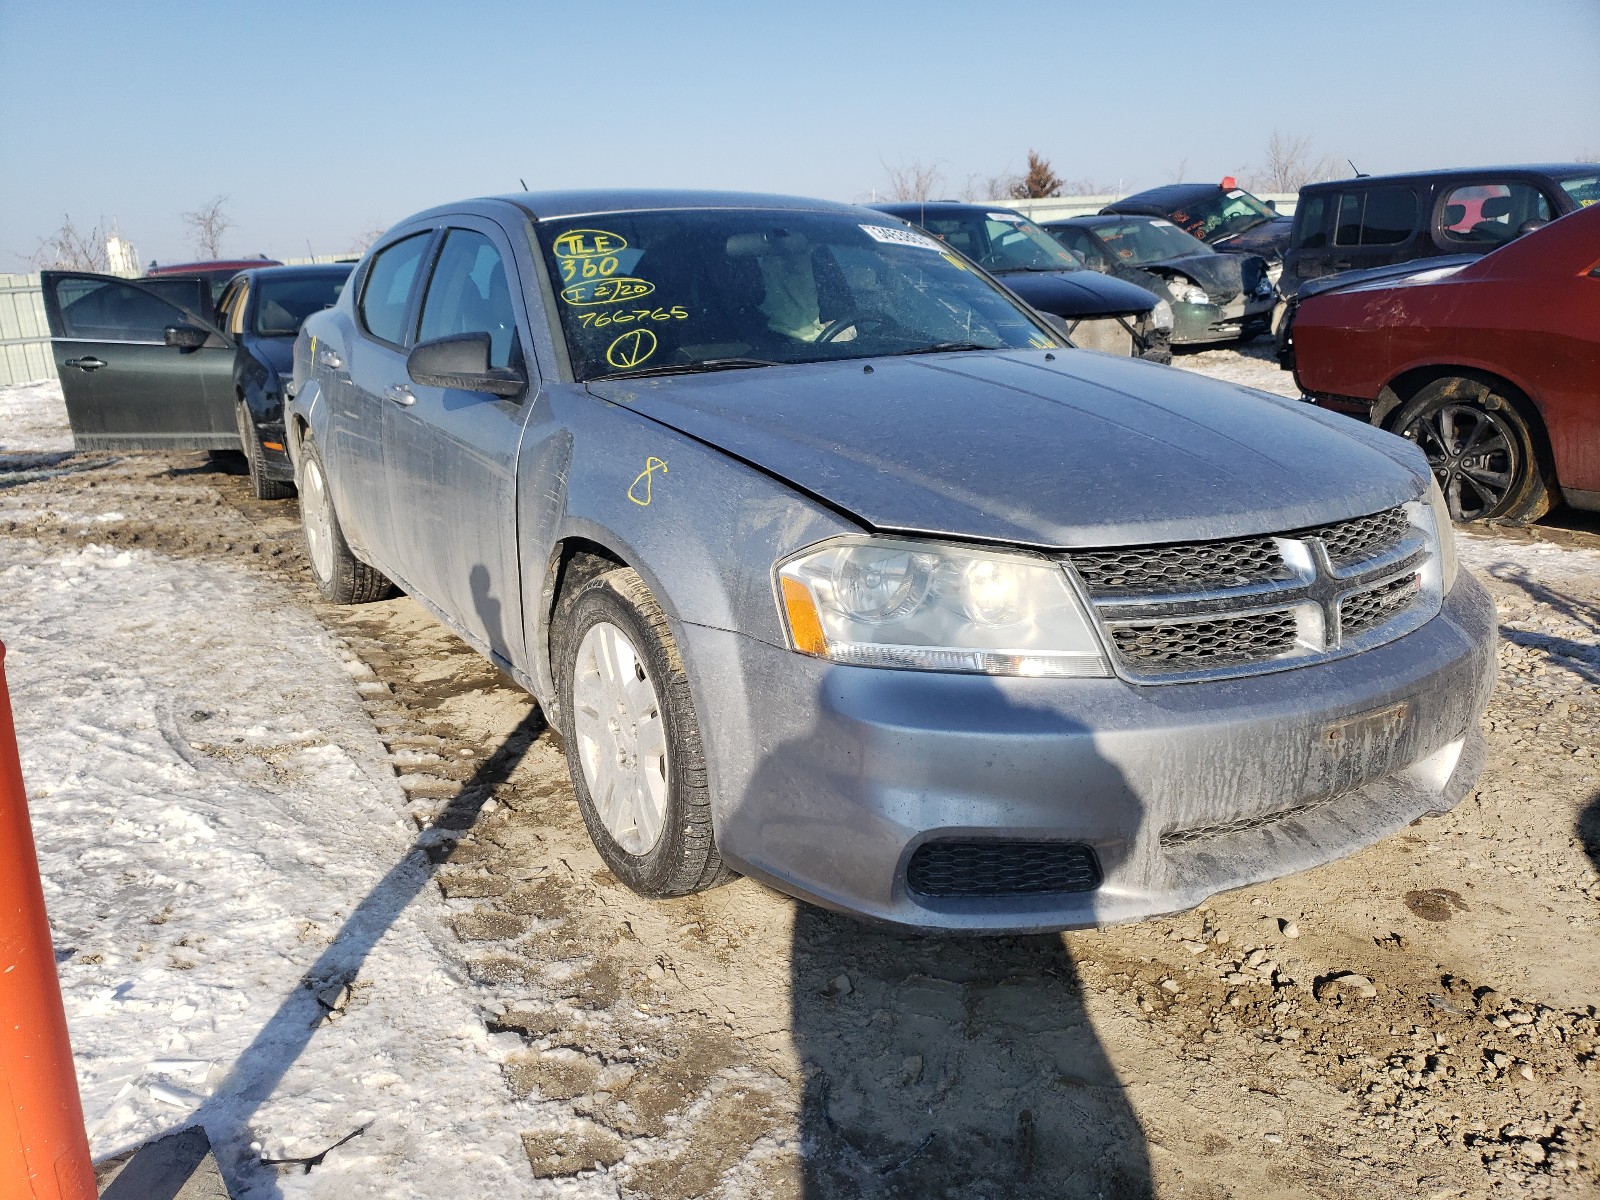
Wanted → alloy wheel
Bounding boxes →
[1401,402,1519,522]
[301,457,335,582]
[572,621,669,855]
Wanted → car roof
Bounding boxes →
[397,189,867,227]
[146,258,282,275]
[1043,214,1157,229]
[1299,164,1598,194]
[237,263,355,281]
[1109,183,1229,208]
[869,201,1024,217]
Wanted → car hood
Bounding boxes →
[1213,216,1293,258]
[996,270,1158,318]
[249,336,295,376]
[1298,255,1477,302]
[587,350,1425,549]
[1137,252,1251,302]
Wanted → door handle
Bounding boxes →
[64,356,106,372]
[384,384,415,406]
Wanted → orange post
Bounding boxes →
[0,642,95,1200]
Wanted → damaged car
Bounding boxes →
[288,189,1494,933]
[1043,215,1276,346]
[867,201,1173,361]
[1101,178,1293,277]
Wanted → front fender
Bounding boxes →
[284,378,327,481]
[517,385,860,720]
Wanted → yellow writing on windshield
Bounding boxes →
[552,229,627,260]
[580,306,687,329]
[561,277,655,306]
[606,328,658,370]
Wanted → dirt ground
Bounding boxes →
[4,377,1597,1198]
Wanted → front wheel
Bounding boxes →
[555,567,734,898]
[238,402,294,501]
[1391,377,1552,523]
[297,436,394,603]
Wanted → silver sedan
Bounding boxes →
[287,190,1495,933]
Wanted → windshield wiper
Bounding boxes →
[886,341,1002,356]
[588,357,781,381]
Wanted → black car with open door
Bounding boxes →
[42,264,352,499]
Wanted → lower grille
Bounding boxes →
[907,841,1100,898]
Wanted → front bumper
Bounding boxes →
[685,572,1496,933]
[1171,293,1275,346]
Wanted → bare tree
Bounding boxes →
[181,195,234,259]
[1058,176,1115,196]
[1165,158,1189,183]
[29,215,110,271]
[882,159,945,202]
[1248,130,1340,194]
[347,222,388,254]
[1009,150,1064,199]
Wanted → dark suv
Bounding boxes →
[1281,164,1599,295]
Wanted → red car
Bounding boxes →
[1293,204,1600,522]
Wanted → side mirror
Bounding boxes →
[1515,219,1548,238]
[1038,313,1072,339]
[163,324,209,350]
[407,332,525,397]
[1265,199,1278,213]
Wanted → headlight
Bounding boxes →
[776,538,1110,677]
[1425,478,1459,591]
[1148,298,1174,332]
[1168,279,1210,305]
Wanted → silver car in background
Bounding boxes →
[288,190,1495,933]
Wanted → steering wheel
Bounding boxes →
[816,313,893,344]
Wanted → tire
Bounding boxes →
[1391,376,1553,524]
[555,567,734,898]
[237,401,295,501]
[297,435,394,604]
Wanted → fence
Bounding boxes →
[0,274,54,388]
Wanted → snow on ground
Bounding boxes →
[0,377,73,453]
[0,533,535,1197]
[1171,339,1302,399]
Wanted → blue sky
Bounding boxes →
[3,0,1597,271]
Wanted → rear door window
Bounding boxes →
[1334,188,1418,246]
[416,230,519,368]
[1438,182,1553,245]
[358,233,431,345]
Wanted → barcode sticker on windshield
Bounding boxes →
[860,224,943,251]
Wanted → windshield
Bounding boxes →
[253,275,347,337]
[1164,189,1276,242]
[1085,218,1210,266]
[1559,175,1600,208]
[536,209,1060,380]
[910,210,1083,273]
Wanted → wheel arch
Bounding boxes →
[1379,366,1557,484]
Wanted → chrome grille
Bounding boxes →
[1072,537,1292,597]
[1340,574,1420,637]
[1302,507,1411,568]
[1067,504,1436,683]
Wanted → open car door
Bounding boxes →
[41,272,239,450]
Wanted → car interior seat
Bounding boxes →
[1469,195,1515,242]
